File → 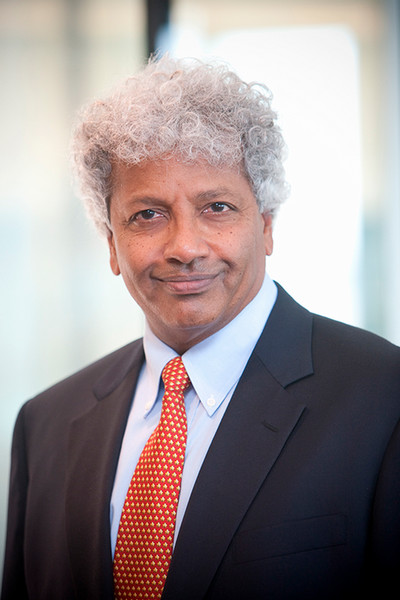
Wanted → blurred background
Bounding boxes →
[1,0,399,577]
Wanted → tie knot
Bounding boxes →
[162,356,190,394]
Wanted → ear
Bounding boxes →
[107,232,121,276]
[262,213,274,256]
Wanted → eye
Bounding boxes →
[204,202,231,214]
[129,209,163,224]
[136,209,157,220]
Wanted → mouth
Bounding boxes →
[155,274,218,295]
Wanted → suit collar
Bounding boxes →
[92,341,145,400]
[255,282,314,387]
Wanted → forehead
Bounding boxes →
[111,157,255,200]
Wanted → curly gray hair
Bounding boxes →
[71,54,289,236]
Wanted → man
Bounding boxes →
[2,55,399,600]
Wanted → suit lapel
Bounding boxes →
[65,342,144,600]
[163,285,314,599]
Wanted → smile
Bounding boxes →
[156,274,218,295]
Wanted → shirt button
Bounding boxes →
[145,401,152,411]
[207,396,216,407]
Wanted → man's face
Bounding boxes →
[108,158,273,353]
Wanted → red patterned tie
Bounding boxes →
[113,356,190,599]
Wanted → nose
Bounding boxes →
[163,216,210,264]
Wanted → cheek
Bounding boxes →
[213,227,254,262]
[117,240,159,290]
[234,232,267,279]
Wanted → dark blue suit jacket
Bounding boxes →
[2,285,400,599]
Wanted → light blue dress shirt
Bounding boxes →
[110,273,277,555]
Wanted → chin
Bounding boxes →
[163,311,222,337]
[172,315,217,331]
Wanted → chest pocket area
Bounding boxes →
[233,513,348,563]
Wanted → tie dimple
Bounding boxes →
[113,356,190,599]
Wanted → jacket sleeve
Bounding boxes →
[367,415,400,594]
[1,406,30,600]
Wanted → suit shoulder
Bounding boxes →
[313,313,399,353]
[23,339,144,416]
[312,313,400,378]
[276,283,399,357]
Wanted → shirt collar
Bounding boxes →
[142,272,277,416]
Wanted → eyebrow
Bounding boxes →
[125,187,235,206]
[195,187,234,201]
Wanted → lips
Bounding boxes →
[155,274,218,294]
